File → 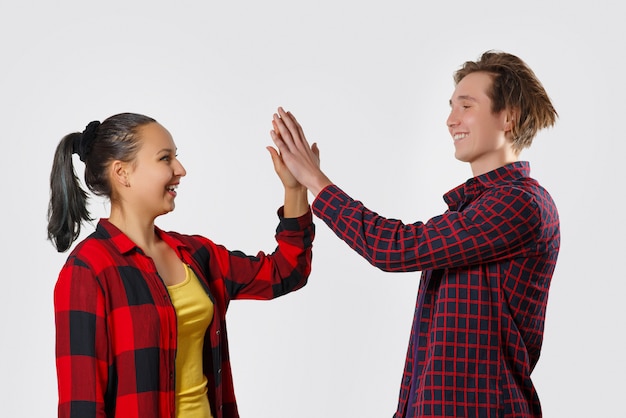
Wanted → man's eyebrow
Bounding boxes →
[449,95,478,106]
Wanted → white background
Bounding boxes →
[1,1,624,417]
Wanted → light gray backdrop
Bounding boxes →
[1,0,623,416]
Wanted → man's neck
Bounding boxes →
[470,153,519,177]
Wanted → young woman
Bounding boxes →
[48,112,315,418]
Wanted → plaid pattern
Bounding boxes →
[54,208,314,418]
[312,162,559,417]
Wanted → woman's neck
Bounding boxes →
[108,206,158,251]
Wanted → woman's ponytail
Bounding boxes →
[47,132,92,252]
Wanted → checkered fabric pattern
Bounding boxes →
[54,208,314,418]
[312,162,559,417]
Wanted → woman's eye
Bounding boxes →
[160,153,178,162]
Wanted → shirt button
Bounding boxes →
[216,330,220,336]
[217,368,222,374]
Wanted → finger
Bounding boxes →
[272,113,295,150]
[281,109,311,154]
[270,118,285,149]
[277,108,304,146]
[271,119,282,139]
[311,142,321,167]
[270,129,289,155]
[312,142,320,159]
[287,110,307,142]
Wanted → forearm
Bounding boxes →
[220,209,315,300]
[282,185,309,218]
[312,184,425,272]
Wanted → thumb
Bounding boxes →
[312,142,320,162]
[266,146,282,170]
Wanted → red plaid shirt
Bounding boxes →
[312,162,559,417]
[54,208,314,418]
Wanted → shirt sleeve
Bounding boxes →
[312,184,541,272]
[54,255,108,418]
[208,207,315,301]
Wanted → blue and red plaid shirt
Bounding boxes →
[312,162,559,417]
[54,208,314,418]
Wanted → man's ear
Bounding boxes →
[503,107,518,133]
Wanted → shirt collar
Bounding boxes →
[95,218,189,256]
[443,161,531,210]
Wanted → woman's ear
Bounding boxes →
[110,160,131,188]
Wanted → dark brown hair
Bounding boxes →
[47,112,156,252]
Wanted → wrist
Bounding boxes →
[307,173,332,198]
[283,186,309,218]
[285,183,307,194]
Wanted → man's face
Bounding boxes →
[447,71,514,175]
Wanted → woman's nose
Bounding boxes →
[175,159,187,177]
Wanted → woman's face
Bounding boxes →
[123,122,187,219]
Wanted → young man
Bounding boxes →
[268,51,560,417]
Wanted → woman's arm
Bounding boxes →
[192,208,315,302]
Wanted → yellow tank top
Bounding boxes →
[167,263,215,418]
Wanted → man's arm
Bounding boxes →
[311,182,541,272]
[269,108,541,271]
